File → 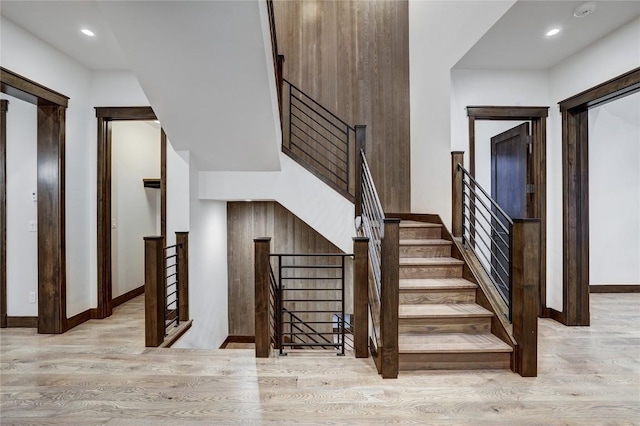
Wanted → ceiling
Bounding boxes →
[0,0,129,70]
[456,0,640,70]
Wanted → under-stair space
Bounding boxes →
[397,220,512,371]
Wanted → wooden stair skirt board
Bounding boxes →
[394,218,513,372]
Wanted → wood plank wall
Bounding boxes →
[273,0,411,213]
[227,201,352,336]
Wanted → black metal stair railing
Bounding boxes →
[270,253,352,356]
[458,164,513,320]
[163,244,180,334]
[282,79,355,200]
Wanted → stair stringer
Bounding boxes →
[199,151,355,253]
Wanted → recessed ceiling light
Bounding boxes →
[81,28,95,37]
[574,2,597,18]
[245,199,252,202]
[546,28,560,37]
[153,120,160,124]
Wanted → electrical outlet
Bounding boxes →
[28,220,37,232]
[29,292,36,304]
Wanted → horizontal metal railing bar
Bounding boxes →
[289,95,349,136]
[166,272,177,280]
[166,290,177,298]
[283,310,341,313]
[281,343,340,347]
[280,277,341,281]
[290,103,349,149]
[282,299,342,302]
[166,299,178,307]
[165,254,177,260]
[277,265,344,269]
[163,245,177,250]
[271,253,353,257]
[459,164,513,225]
[289,139,348,184]
[463,197,510,248]
[462,180,511,234]
[287,332,343,336]
[289,134,348,180]
[284,79,353,131]
[277,288,342,292]
[282,321,340,325]
[288,317,334,345]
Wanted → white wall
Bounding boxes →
[111,121,160,298]
[1,17,93,317]
[199,153,355,254]
[3,93,38,316]
[409,0,515,227]
[589,93,640,285]
[165,143,190,246]
[174,154,229,349]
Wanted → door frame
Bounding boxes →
[558,67,640,326]
[95,107,166,319]
[466,106,549,316]
[1,67,69,333]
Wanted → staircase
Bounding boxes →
[397,220,512,371]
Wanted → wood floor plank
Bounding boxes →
[1,294,639,424]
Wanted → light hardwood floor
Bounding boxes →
[1,294,639,425]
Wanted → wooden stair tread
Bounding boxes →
[399,220,441,228]
[399,257,464,266]
[399,278,477,291]
[399,239,452,246]
[399,304,493,318]
[398,333,513,354]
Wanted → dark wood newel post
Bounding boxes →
[380,218,400,378]
[511,219,540,377]
[451,151,464,238]
[354,125,367,219]
[144,236,165,347]
[353,237,369,358]
[254,237,272,358]
[176,232,189,322]
[276,54,285,122]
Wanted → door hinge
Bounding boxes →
[526,184,535,194]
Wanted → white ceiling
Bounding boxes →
[0,0,130,70]
[456,0,640,70]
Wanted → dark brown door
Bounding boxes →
[490,122,530,300]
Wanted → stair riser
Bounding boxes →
[400,245,451,258]
[400,265,463,279]
[399,227,441,240]
[399,352,511,371]
[399,290,476,304]
[399,317,491,334]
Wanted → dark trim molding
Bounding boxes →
[590,285,640,294]
[220,335,256,349]
[0,67,68,107]
[1,99,7,328]
[65,308,99,331]
[2,68,69,334]
[466,106,549,316]
[6,316,38,328]
[160,130,167,237]
[95,107,163,320]
[159,320,193,348]
[558,67,640,326]
[546,308,565,325]
[112,285,145,308]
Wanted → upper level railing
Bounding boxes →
[281,79,356,200]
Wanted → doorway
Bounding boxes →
[558,67,640,326]
[466,106,549,316]
[95,107,166,319]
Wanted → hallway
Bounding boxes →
[1,294,639,424]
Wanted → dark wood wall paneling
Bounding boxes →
[273,1,411,213]
[1,67,69,334]
[227,201,351,336]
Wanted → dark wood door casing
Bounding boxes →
[1,67,69,334]
[0,100,7,328]
[558,67,640,326]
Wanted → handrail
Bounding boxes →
[284,79,354,131]
[457,162,513,320]
[360,151,384,297]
